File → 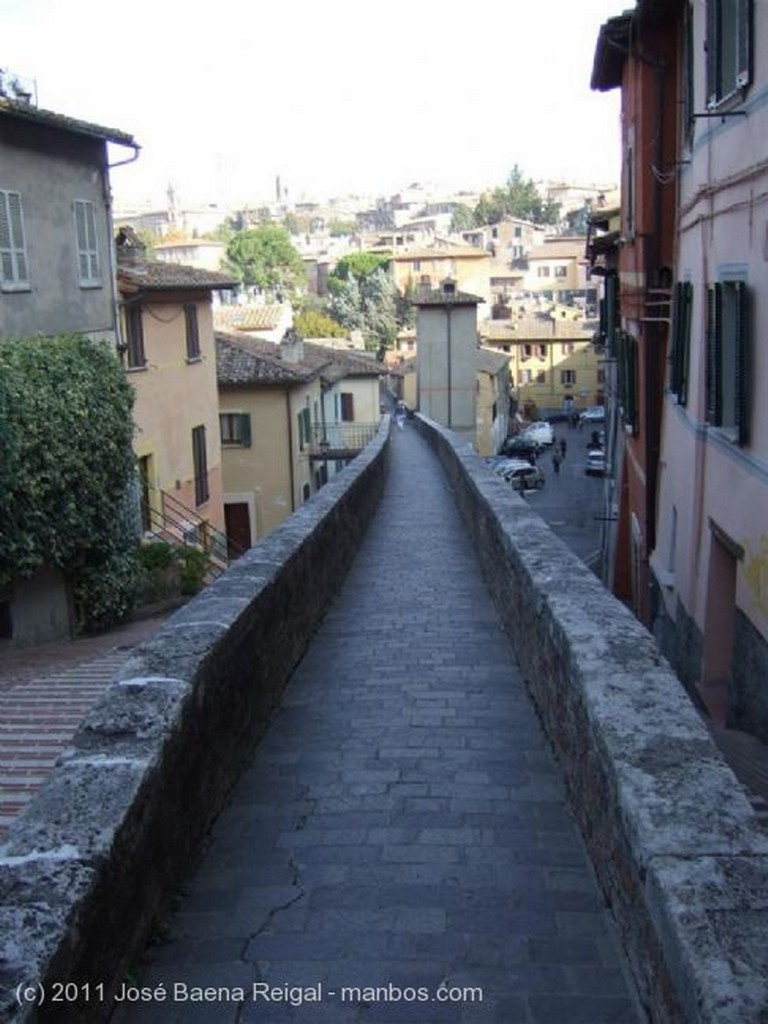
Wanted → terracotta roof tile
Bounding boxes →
[118,261,238,293]
[216,333,314,386]
[214,304,287,331]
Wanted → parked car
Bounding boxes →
[500,436,541,462]
[580,405,605,424]
[520,421,554,446]
[506,463,546,491]
[585,448,606,476]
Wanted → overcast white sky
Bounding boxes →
[3,0,625,208]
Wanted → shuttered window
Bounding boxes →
[670,281,693,405]
[74,199,101,284]
[192,425,209,506]
[219,412,252,447]
[706,0,752,108]
[124,305,146,368]
[616,330,638,435]
[0,189,29,290]
[184,303,200,360]
[297,408,311,451]
[706,280,750,445]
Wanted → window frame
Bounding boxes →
[219,412,252,447]
[184,302,201,361]
[706,0,752,110]
[74,199,101,287]
[124,304,146,369]
[192,424,210,506]
[340,392,355,422]
[0,189,30,291]
[670,281,693,406]
[705,279,750,445]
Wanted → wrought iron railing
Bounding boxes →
[307,422,380,458]
[141,488,244,580]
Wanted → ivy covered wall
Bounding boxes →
[0,334,139,631]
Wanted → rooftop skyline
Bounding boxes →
[3,0,624,208]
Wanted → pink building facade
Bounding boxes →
[650,0,768,740]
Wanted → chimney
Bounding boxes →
[115,226,147,270]
[279,327,304,363]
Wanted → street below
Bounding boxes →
[521,421,605,572]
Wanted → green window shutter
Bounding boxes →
[734,281,750,445]
[626,334,638,435]
[706,0,719,105]
[604,272,618,356]
[706,284,722,425]
[680,281,692,406]
[737,0,752,89]
[670,282,684,398]
[238,413,252,447]
[671,281,692,406]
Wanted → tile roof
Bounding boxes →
[118,261,238,293]
[392,246,487,262]
[477,347,512,374]
[215,334,383,388]
[216,333,315,387]
[304,342,384,378]
[527,239,588,261]
[479,316,594,341]
[0,97,137,148]
[411,287,484,307]
[214,304,287,332]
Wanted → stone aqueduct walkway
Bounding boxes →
[109,424,641,1024]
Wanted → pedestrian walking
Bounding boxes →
[552,449,561,476]
[559,438,567,459]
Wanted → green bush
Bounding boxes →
[177,547,208,595]
[138,541,177,571]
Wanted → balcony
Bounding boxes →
[307,421,381,460]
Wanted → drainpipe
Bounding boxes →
[104,142,141,360]
[285,389,296,512]
[446,304,453,428]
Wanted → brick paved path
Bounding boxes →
[113,425,641,1024]
[0,614,169,838]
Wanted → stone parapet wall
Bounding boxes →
[0,420,390,1023]
[414,413,768,1024]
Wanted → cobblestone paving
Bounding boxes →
[112,424,642,1024]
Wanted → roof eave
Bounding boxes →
[590,12,632,92]
[0,97,139,150]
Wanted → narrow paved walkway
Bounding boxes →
[113,425,641,1024]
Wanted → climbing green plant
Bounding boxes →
[0,334,139,630]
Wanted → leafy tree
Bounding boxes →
[328,218,356,237]
[205,218,237,245]
[328,266,399,354]
[282,211,302,236]
[450,204,476,232]
[324,252,416,354]
[328,252,391,287]
[0,334,139,630]
[475,165,561,226]
[293,308,347,338]
[224,226,305,294]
